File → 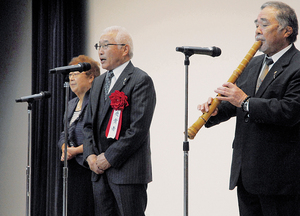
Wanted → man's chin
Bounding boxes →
[259,45,267,53]
[101,64,108,70]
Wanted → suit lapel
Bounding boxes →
[82,90,90,109]
[91,75,105,125]
[67,98,78,121]
[255,45,297,97]
[246,55,264,96]
[255,63,283,97]
[98,61,134,129]
[110,62,133,93]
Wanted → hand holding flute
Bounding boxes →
[188,40,262,139]
[197,82,248,114]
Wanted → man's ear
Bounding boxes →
[284,26,293,38]
[122,44,130,57]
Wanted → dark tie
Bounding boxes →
[256,57,273,92]
[104,70,114,100]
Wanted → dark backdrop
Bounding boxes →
[31,0,87,215]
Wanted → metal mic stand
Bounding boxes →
[62,76,70,216]
[49,70,70,216]
[182,52,194,216]
[26,101,33,216]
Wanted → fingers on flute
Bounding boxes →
[197,97,213,113]
[197,103,208,112]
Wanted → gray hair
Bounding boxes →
[261,1,298,43]
[101,26,134,59]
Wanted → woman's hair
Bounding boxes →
[69,55,100,77]
[262,1,298,43]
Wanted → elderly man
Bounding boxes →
[198,2,300,215]
[83,26,156,216]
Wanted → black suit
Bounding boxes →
[206,44,300,214]
[83,61,156,215]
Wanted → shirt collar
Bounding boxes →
[110,61,130,80]
[266,44,292,65]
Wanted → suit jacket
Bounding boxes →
[206,44,300,195]
[83,61,156,184]
[58,90,90,167]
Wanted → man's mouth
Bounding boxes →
[100,58,106,64]
[256,36,264,42]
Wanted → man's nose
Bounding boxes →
[255,26,262,36]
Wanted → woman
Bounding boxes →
[57,55,100,216]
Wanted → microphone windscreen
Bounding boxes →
[42,91,51,99]
[212,47,222,57]
[81,62,91,71]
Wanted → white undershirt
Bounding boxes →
[70,110,81,125]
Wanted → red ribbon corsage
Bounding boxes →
[105,90,129,140]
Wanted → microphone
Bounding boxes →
[176,46,221,57]
[49,62,91,74]
[15,91,51,103]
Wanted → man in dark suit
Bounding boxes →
[83,26,156,216]
[198,2,300,215]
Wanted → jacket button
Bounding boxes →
[244,113,249,123]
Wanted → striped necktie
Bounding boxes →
[104,70,114,100]
[256,57,273,92]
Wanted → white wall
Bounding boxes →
[1,1,300,216]
[0,0,32,216]
[87,1,300,215]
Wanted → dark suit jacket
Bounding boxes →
[58,90,90,167]
[83,61,156,184]
[206,44,300,195]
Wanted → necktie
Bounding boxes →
[104,70,114,100]
[256,57,273,92]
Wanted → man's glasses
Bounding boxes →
[94,43,126,50]
[69,72,85,78]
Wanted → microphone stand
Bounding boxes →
[17,95,51,215]
[49,70,70,216]
[26,101,33,216]
[181,51,194,216]
[62,76,70,216]
[176,45,221,216]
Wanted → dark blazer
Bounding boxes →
[206,44,300,195]
[58,90,90,167]
[83,61,156,184]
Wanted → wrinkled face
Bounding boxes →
[255,7,290,56]
[69,71,93,96]
[97,32,127,71]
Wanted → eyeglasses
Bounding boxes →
[94,43,126,50]
[69,72,85,78]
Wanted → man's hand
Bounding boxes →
[197,97,219,116]
[86,154,104,174]
[214,82,248,107]
[96,153,111,171]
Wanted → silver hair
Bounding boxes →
[261,1,298,43]
[101,26,134,59]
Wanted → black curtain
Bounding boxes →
[31,0,87,215]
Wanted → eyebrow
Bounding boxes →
[254,18,269,24]
[99,40,110,43]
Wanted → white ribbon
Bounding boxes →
[107,110,121,139]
